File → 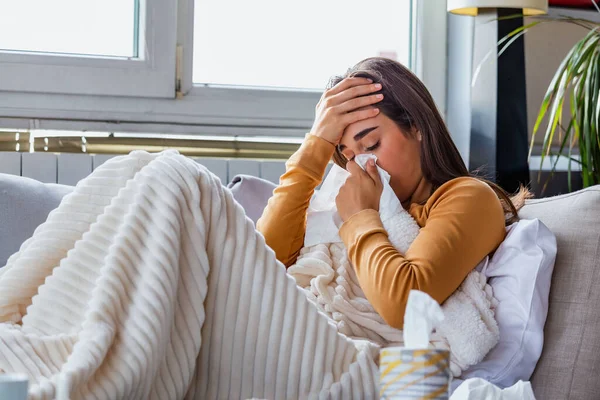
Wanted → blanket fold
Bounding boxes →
[0,151,379,400]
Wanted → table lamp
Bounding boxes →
[447,0,548,193]
[448,0,548,15]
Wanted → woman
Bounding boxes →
[257,57,529,330]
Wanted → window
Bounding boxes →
[0,0,137,57]
[193,0,412,89]
[0,0,446,137]
[0,0,176,97]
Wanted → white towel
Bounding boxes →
[290,154,500,377]
[0,150,380,399]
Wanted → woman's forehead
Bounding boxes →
[341,111,384,140]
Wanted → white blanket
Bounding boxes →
[0,151,380,399]
[289,160,500,377]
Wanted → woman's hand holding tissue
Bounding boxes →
[336,159,383,222]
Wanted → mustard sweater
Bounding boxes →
[256,134,506,329]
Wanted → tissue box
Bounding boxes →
[380,347,450,399]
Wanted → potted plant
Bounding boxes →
[501,6,600,191]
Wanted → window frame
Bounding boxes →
[0,0,177,98]
[0,0,448,137]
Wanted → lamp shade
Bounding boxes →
[448,0,548,15]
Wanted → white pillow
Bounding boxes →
[458,218,557,388]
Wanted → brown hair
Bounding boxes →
[328,57,531,225]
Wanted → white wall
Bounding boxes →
[446,13,475,166]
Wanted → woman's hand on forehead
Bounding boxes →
[309,77,383,145]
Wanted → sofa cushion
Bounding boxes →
[519,185,600,400]
[460,219,556,387]
[0,172,273,268]
[0,173,74,267]
[227,174,277,224]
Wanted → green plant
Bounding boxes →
[500,12,600,192]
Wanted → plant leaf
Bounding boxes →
[499,17,600,189]
[534,29,599,187]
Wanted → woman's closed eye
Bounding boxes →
[342,141,380,161]
[365,141,380,152]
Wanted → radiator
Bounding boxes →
[0,152,288,186]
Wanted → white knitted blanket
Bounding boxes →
[0,151,379,400]
[288,194,500,377]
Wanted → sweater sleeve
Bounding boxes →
[338,177,506,330]
[256,133,335,267]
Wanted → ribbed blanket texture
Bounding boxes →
[0,151,379,400]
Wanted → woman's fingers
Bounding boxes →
[329,82,382,106]
[309,77,382,145]
[337,93,384,113]
[346,159,383,191]
[326,77,373,96]
[342,107,380,124]
[365,159,383,188]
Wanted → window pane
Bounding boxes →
[0,0,137,58]
[193,0,411,89]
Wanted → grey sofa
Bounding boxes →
[1,172,599,400]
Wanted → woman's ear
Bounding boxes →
[411,126,422,142]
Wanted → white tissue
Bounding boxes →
[403,290,445,349]
[450,378,536,400]
[305,154,418,250]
